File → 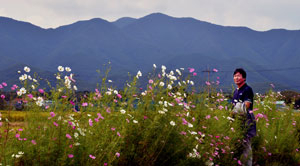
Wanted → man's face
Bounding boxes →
[233,72,245,86]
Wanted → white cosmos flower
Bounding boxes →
[27,75,32,80]
[31,85,35,89]
[167,84,172,90]
[20,87,26,94]
[153,64,157,68]
[158,101,163,105]
[74,132,79,138]
[190,81,194,86]
[114,90,118,94]
[163,108,168,112]
[159,82,165,87]
[17,91,22,96]
[161,65,166,71]
[24,66,30,73]
[106,91,112,95]
[36,100,43,106]
[19,75,25,81]
[58,66,64,72]
[188,123,193,128]
[136,71,142,78]
[73,85,78,91]
[33,78,37,82]
[108,80,112,83]
[17,70,21,74]
[133,120,138,123]
[158,110,165,114]
[180,68,184,70]
[176,69,181,76]
[141,92,146,96]
[170,70,174,76]
[120,109,126,114]
[169,75,177,80]
[170,121,175,126]
[56,75,61,80]
[65,67,71,72]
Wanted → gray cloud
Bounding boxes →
[0,0,299,30]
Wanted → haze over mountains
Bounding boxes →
[0,13,299,92]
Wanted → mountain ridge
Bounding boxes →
[0,13,299,92]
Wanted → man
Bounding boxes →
[232,68,256,166]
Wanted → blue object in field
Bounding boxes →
[75,105,80,111]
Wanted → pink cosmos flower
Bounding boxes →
[193,72,197,76]
[115,152,120,158]
[270,83,275,88]
[2,82,7,86]
[148,79,154,84]
[82,102,88,107]
[70,100,75,106]
[53,122,58,127]
[68,154,74,158]
[218,105,224,110]
[238,160,242,165]
[117,132,121,137]
[148,85,153,90]
[117,94,122,99]
[62,96,67,98]
[182,118,188,125]
[0,94,5,99]
[27,94,33,99]
[89,155,96,159]
[0,85,3,89]
[31,140,37,145]
[38,89,44,94]
[106,107,111,113]
[206,115,211,119]
[50,112,55,117]
[213,68,218,72]
[15,134,20,138]
[89,119,93,126]
[188,68,195,73]
[214,116,219,121]
[66,134,72,139]
[18,128,23,131]
[205,81,211,86]
[111,128,116,131]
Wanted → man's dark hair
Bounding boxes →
[233,68,247,78]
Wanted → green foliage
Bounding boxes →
[0,66,300,166]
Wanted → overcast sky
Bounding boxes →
[0,0,299,31]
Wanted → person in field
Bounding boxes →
[232,68,256,166]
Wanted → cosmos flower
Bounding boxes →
[58,66,64,72]
[24,66,30,73]
[170,121,176,126]
[65,67,71,72]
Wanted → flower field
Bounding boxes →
[0,65,300,166]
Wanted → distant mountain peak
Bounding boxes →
[113,17,137,28]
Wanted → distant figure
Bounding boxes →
[232,68,256,166]
[15,97,24,111]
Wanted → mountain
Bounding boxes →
[0,13,299,92]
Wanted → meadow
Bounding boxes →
[0,65,299,166]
